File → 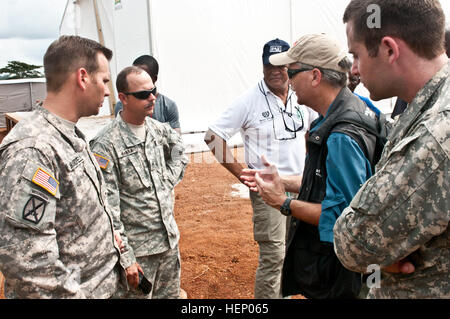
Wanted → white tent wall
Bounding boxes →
[60,0,404,149]
[149,0,293,133]
[291,1,348,47]
[112,0,151,76]
[145,0,393,132]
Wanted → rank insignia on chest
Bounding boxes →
[93,153,110,170]
[23,195,47,224]
[32,167,59,196]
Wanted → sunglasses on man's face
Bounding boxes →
[124,87,157,100]
[287,68,312,79]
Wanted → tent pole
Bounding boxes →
[146,0,153,55]
[93,0,116,116]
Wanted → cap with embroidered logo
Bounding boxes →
[262,38,290,65]
[269,33,349,73]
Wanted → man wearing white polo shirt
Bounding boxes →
[204,39,317,299]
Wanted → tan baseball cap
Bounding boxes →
[269,33,349,73]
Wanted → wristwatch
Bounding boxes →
[279,197,292,216]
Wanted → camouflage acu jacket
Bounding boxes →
[334,61,450,298]
[0,106,121,298]
[90,114,187,269]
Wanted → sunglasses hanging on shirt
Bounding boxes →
[258,81,304,141]
[281,105,304,133]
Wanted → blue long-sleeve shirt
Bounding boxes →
[319,132,372,242]
[309,113,373,243]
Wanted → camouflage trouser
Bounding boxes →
[117,245,181,299]
[250,191,286,299]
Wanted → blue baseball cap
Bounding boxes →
[262,38,290,65]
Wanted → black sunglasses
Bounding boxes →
[124,87,157,100]
[287,68,312,79]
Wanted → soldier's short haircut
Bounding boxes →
[343,0,445,59]
[44,35,112,93]
[132,55,159,81]
[116,66,144,94]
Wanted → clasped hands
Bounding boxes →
[239,155,287,208]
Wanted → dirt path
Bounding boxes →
[176,149,258,298]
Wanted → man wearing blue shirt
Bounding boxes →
[241,34,379,298]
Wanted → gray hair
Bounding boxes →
[295,57,351,88]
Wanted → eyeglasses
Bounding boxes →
[258,81,305,141]
[287,68,312,79]
[281,106,304,132]
[124,87,157,100]
[272,105,304,140]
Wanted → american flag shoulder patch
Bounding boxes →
[32,167,59,196]
[93,153,110,170]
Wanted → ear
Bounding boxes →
[76,68,89,90]
[118,92,126,102]
[311,68,322,87]
[380,36,400,64]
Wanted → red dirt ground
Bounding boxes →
[176,149,258,298]
[0,147,304,299]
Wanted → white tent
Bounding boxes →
[60,0,394,151]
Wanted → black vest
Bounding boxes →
[282,87,378,298]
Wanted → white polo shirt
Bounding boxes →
[209,80,318,175]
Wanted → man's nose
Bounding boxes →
[272,67,283,74]
[351,62,359,77]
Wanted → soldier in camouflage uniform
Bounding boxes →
[90,66,187,299]
[334,0,450,298]
[0,36,124,298]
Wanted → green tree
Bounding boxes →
[0,60,44,79]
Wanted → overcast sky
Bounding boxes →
[0,0,449,70]
[0,0,67,68]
